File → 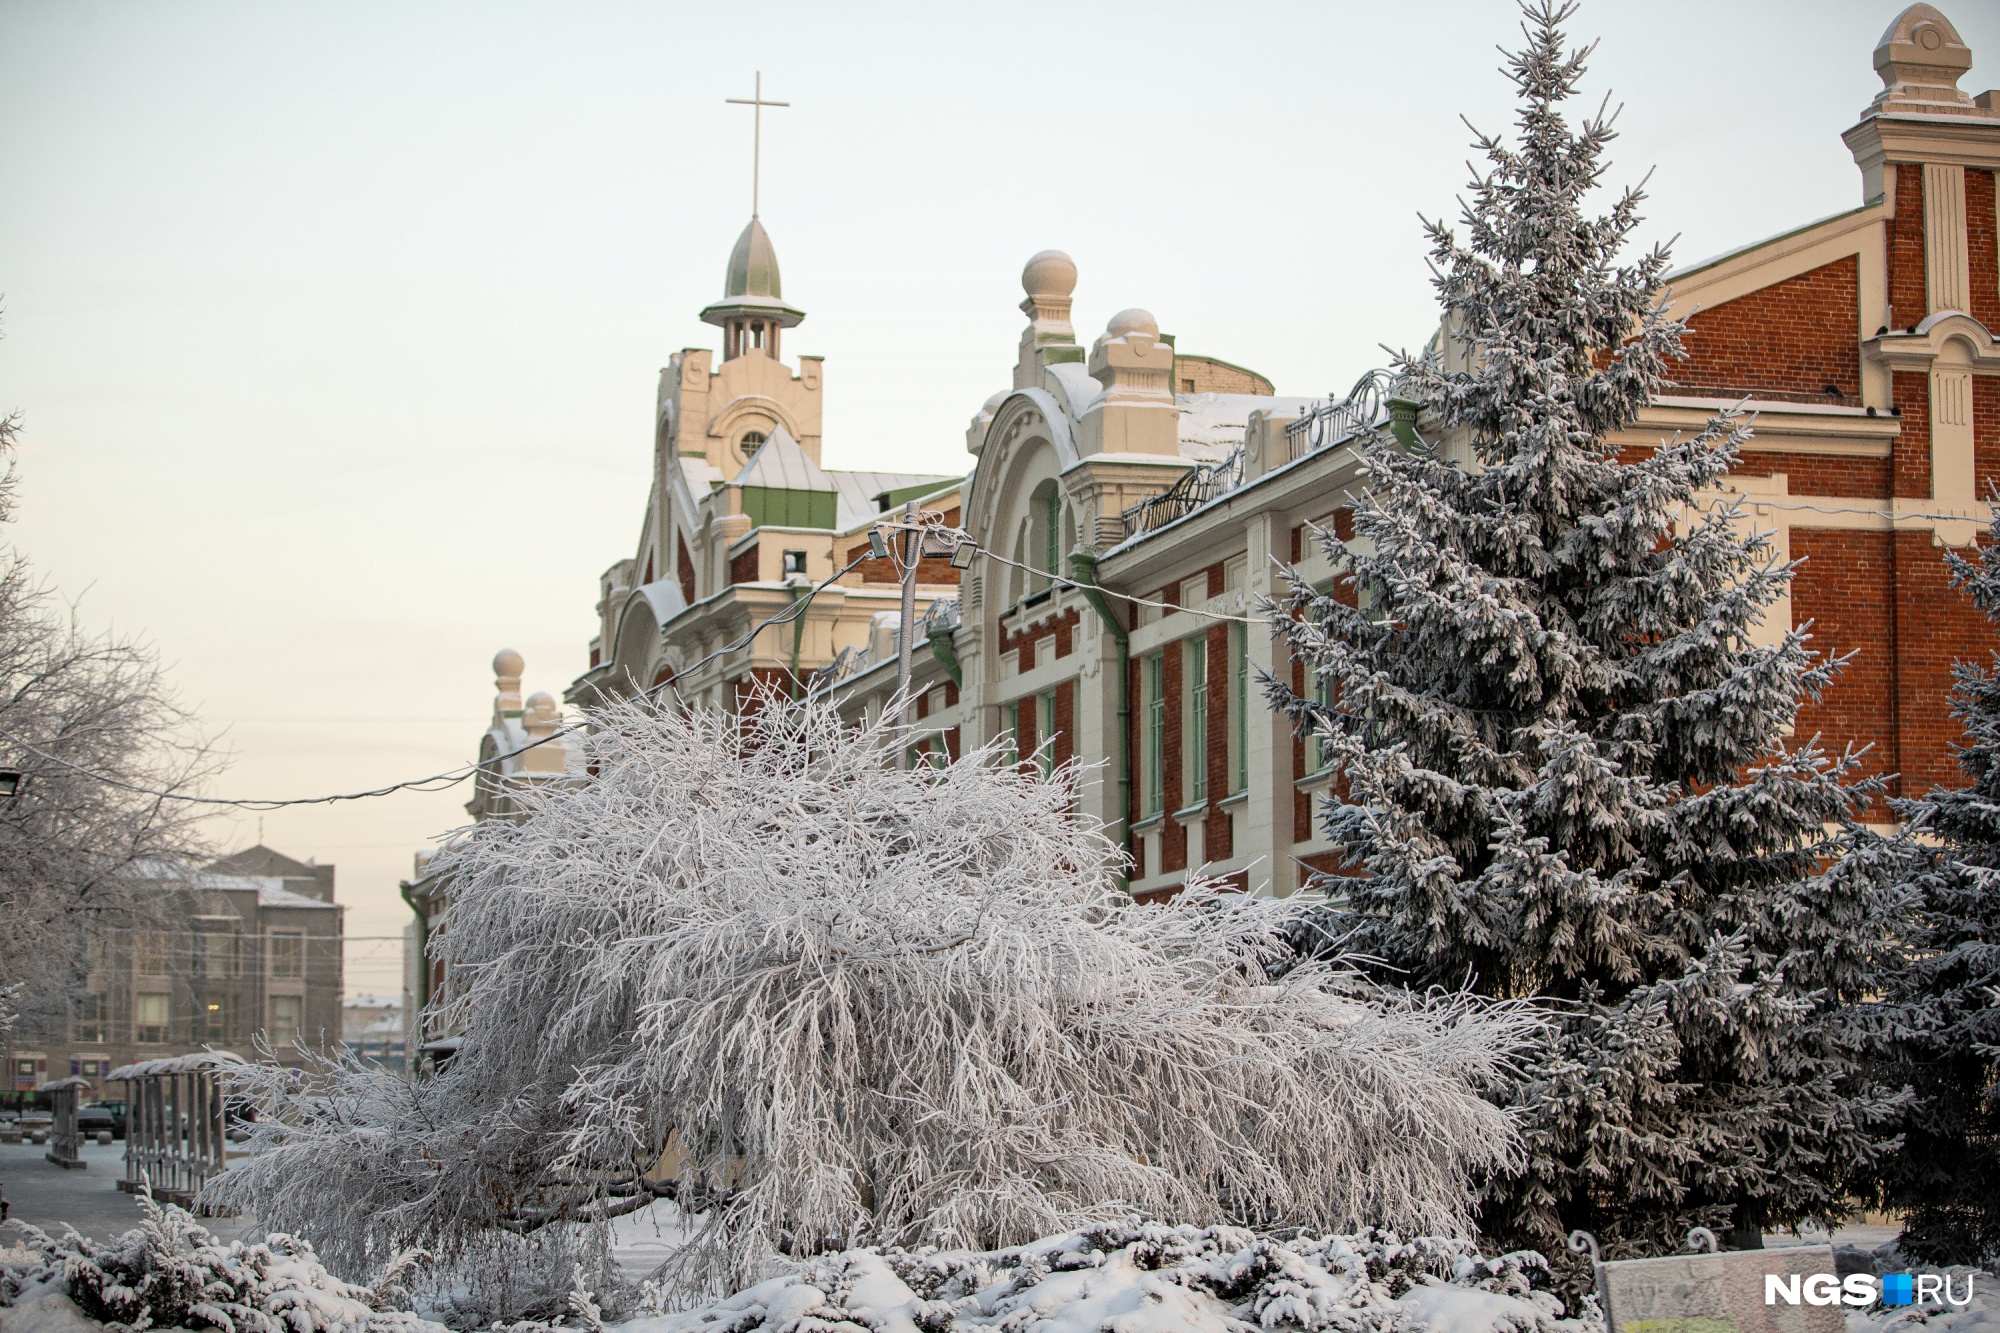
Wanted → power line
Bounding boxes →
[0,552,870,811]
[958,536,1265,626]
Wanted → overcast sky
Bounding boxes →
[4,0,1997,998]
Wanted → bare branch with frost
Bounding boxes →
[211,695,1537,1301]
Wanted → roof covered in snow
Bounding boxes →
[1176,392,1316,460]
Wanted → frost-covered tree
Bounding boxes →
[1870,512,2000,1266]
[1273,0,1902,1267]
[212,695,1534,1303]
[0,369,216,1027]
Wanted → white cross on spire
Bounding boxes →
[725,71,789,219]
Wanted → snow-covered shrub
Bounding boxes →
[629,1217,1598,1333]
[0,1192,441,1333]
[210,694,1537,1302]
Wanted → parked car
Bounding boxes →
[77,1102,125,1139]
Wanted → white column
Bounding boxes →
[1243,512,1294,896]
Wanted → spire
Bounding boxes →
[701,217,807,362]
[724,217,784,300]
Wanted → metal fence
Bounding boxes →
[1281,369,1396,465]
[1117,369,1403,541]
[1120,447,1246,538]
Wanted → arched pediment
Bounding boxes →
[609,581,688,693]
[965,389,1080,549]
[1871,312,2000,373]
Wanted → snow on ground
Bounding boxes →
[609,1199,702,1282]
[623,1219,1594,1333]
[7,1204,1994,1333]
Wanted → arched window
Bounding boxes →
[741,431,767,452]
[1027,480,1061,594]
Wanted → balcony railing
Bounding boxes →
[1120,447,1245,538]
[1281,369,1395,465]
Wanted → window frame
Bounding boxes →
[268,994,303,1050]
[134,991,171,1044]
[268,930,305,981]
[1185,634,1208,807]
[1143,653,1165,815]
[1231,622,1248,795]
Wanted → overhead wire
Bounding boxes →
[13,492,1992,810]
[0,551,872,810]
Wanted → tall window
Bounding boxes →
[135,992,170,1044]
[1309,669,1337,774]
[1043,485,1063,579]
[270,932,304,980]
[136,932,172,977]
[268,995,302,1049]
[198,997,229,1042]
[1143,654,1165,815]
[72,992,106,1044]
[1027,480,1061,594]
[1185,636,1208,806]
[1232,623,1248,795]
[199,931,234,979]
[1037,690,1057,779]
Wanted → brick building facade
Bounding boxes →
[818,3,2000,895]
[445,5,2000,913]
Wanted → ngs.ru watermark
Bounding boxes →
[1767,1272,1977,1308]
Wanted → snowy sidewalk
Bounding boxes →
[0,1140,254,1245]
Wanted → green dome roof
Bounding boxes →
[725,217,782,300]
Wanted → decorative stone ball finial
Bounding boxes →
[524,692,559,727]
[1105,308,1160,341]
[1870,4,1977,115]
[493,649,525,719]
[1022,250,1078,300]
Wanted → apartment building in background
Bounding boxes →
[3,844,344,1102]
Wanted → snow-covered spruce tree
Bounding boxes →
[210,694,1534,1305]
[1870,510,2000,1267]
[1273,1,1903,1267]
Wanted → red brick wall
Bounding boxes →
[998,606,1081,673]
[730,667,792,716]
[1889,164,1928,328]
[858,508,964,585]
[1977,377,2000,497]
[1203,622,1233,863]
[1791,530,1898,813]
[1732,450,1891,499]
[729,545,758,585]
[1792,529,2000,813]
[1013,689,1039,777]
[1127,654,1144,878]
[1675,257,1861,405]
[1968,170,1999,332]
[1893,531,1996,799]
[1893,371,1931,499]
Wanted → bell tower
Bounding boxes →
[699,217,807,362]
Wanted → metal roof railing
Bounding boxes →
[1120,447,1246,538]
[1281,369,1396,465]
